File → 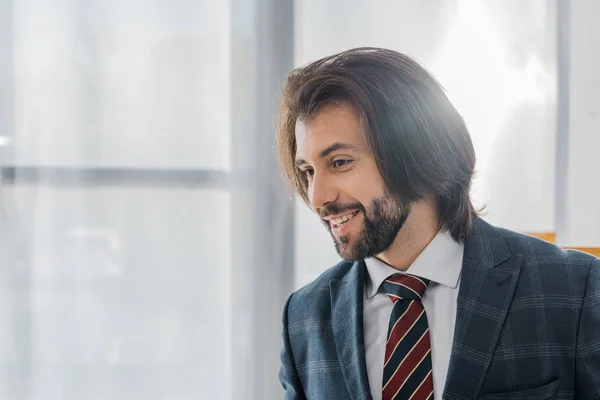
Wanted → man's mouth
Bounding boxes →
[327,210,360,228]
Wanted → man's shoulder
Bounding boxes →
[285,259,357,318]
[494,224,598,270]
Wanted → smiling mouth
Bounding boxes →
[328,210,360,228]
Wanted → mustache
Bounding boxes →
[319,203,365,219]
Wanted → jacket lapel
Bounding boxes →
[443,218,523,399]
[330,261,373,400]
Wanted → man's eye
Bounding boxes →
[333,160,351,168]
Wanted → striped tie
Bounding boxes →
[381,274,433,400]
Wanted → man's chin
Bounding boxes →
[333,237,361,261]
[332,230,354,247]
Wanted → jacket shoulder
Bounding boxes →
[496,226,598,271]
[285,260,357,321]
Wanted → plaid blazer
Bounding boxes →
[279,218,600,399]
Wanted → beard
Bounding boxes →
[320,192,411,261]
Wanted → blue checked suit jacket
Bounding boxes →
[279,218,600,399]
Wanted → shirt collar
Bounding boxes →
[364,229,464,299]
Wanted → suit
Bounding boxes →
[279,218,600,399]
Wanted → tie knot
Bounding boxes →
[382,274,429,303]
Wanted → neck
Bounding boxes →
[376,199,440,271]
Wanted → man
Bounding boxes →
[276,47,600,400]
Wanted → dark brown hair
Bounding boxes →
[277,47,478,241]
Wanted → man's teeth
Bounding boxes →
[332,212,357,226]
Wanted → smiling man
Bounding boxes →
[276,48,600,400]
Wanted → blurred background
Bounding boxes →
[0,0,598,399]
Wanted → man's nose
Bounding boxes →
[308,173,339,211]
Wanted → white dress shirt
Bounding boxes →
[363,230,464,400]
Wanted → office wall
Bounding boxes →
[558,0,600,247]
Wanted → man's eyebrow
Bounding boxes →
[295,142,358,168]
[319,142,357,158]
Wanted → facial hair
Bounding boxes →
[320,193,411,261]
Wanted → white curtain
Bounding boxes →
[1,0,295,398]
[0,0,236,399]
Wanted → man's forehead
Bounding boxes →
[295,111,363,145]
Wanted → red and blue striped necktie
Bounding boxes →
[381,273,433,400]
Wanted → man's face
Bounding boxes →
[294,104,411,261]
